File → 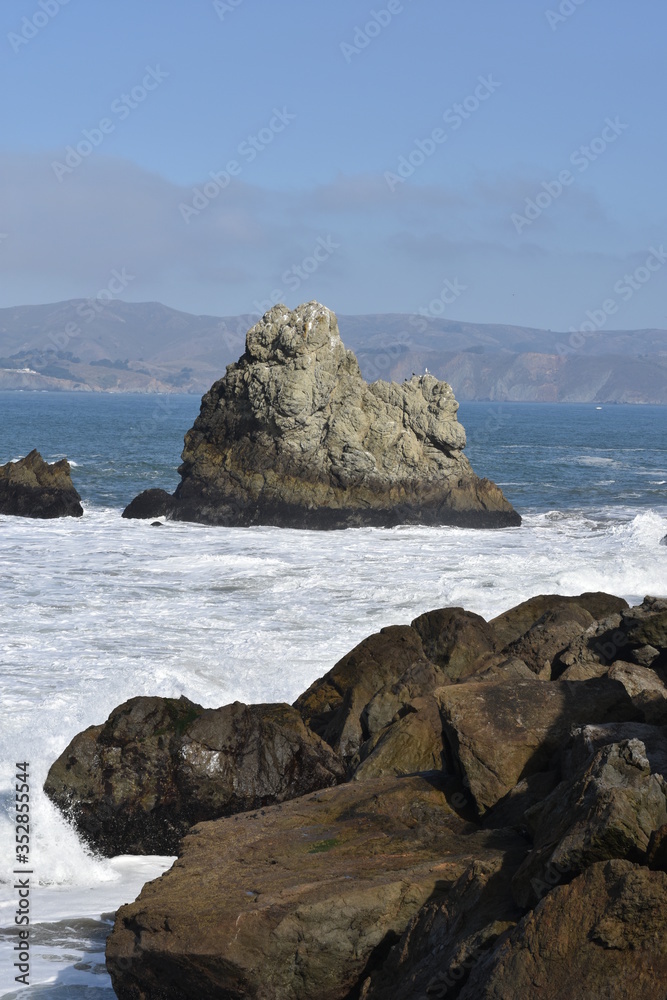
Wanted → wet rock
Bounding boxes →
[0,450,83,518]
[44,696,345,855]
[105,775,526,1000]
[122,302,520,529]
[123,487,174,519]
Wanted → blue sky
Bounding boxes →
[2,0,666,331]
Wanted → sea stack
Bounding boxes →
[0,450,83,518]
[123,302,520,528]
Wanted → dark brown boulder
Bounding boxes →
[352,696,444,780]
[105,775,526,1000]
[295,608,497,765]
[436,676,639,815]
[411,607,495,680]
[44,696,345,855]
[0,450,83,518]
[502,605,595,679]
[122,487,175,519]
[360,853,527,1000]
[488,592,628,649]
[294,624,428,762]
[512,738,667,908]
[457,861,667,999]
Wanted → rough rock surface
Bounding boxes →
[436,676,637,814]
[122,302,521,528]
[105,775,526,1000]
[458,861,667,1000]
[360,854,526,1000]
[487,592,628,649]
[512,738,667,907]
[295,609,495,765]
[0,449,83,518]
[47,591,667,999]
[352,696,444,780]
[44,696,345,855]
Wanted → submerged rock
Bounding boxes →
[0,449,83,518]
[123,302,520,528]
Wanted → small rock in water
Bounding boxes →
[660,534,667,546]
[151,521,163,527]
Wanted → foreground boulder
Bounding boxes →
[436,676,638,815]
[47,589,666,999]
[123,301,520,528]
[457,861,667,999]
[44,696,345,854]
[295,609,495,764]
[512,737,667,907]
[106,775,526,1000]
[0,449,83,518]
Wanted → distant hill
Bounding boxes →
[0,299,665,403]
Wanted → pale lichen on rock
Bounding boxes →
[123,301,520,528]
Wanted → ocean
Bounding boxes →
[0,392,666,998]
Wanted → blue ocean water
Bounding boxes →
[0,392,666,998]
[0,392,665,516]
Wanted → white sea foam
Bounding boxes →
[0,506,666,994]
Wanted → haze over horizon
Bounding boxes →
[3,1,666,334]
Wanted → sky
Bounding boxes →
[1,0,666,332]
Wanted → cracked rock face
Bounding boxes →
[123,302,520,528]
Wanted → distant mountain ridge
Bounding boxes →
[0,299,665,402]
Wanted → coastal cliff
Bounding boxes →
[123,302,520,528]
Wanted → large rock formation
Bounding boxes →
[123,302,520,528]
[0,450,83,518]
[41,590,667,998]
